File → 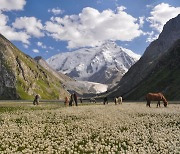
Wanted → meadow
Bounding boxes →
[0,101,179,153]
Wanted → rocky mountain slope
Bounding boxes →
[0,34,69,100]
[108,14,180,99]
[123,39,180,100]
[35,56,108,95]
[34,56,74,83]
[47,42,140,86]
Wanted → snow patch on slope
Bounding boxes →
[47,41,141,84]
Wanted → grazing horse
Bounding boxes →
[90,98,96,103]
[146,93,168,107]
[117,96,122,104]
[114,97,118,105]
[64,96,69,106]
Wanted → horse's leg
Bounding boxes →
[146,101,150,107]
[157,101,160,107]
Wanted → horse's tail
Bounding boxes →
[145,94,148,106]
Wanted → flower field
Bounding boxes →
[0,101,179,153]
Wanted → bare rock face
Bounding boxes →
[0,34,69,100]
[108,14,180,98]
[0,35,17,99]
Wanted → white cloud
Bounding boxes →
[12,17,44,38]
[37,41,47,49]
[37,42,42,46]
[23,44,29,48]
[145,31,159,43]
[32,49,39,53]
[48,8,64,15]
[147,3,180,32]
[0,0,26,11]
[139,16,145,28]
[45,7,143,49]
[146,5,153,8]
[0,12,30,44]
[49,46,54,50]
[0,0,30,44]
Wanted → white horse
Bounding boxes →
[117,96,122,104]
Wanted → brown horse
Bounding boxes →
[146,93,168,107]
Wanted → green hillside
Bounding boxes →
[125,40,180,100]
[0,34,69,100]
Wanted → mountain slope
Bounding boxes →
[0,34,69,100]
[124,39,180,100]
[34,56,74,83]
[108,14,180,99]
[47,42,140,86]
[35,56,108,95]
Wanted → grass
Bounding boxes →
[0,100,101,113]
[0,101,179,153]
[0,101,64,113]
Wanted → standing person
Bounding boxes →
[79,98,83,103]
[64,96,69,106]
[74,93,78,106]
[69,94,74,106]
[103,97,108,105]
[33,94,40,105]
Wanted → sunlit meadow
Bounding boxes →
[0,101,179,153]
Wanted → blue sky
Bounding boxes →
[0,0,180,59]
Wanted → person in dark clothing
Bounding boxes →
[69,94,74,106]
[103,97,108,105]
[79,98,83,103]
[33,94,40,105]
[74,93,78,106]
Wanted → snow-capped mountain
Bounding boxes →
[47,41,141,86]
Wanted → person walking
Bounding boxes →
[69,94,74,106]
[79,98,83,103]
[74,93,78,106]
[103,97,108,105]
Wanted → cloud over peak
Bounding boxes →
[147,3,180,32]
[45,7,143,49]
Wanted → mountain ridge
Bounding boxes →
[124,39,180,100]
[0,34,69,100]
[35,56,108,95]
[107,14,180,99]
[47,41,140,87]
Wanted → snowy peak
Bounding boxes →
[47,42,140,86]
